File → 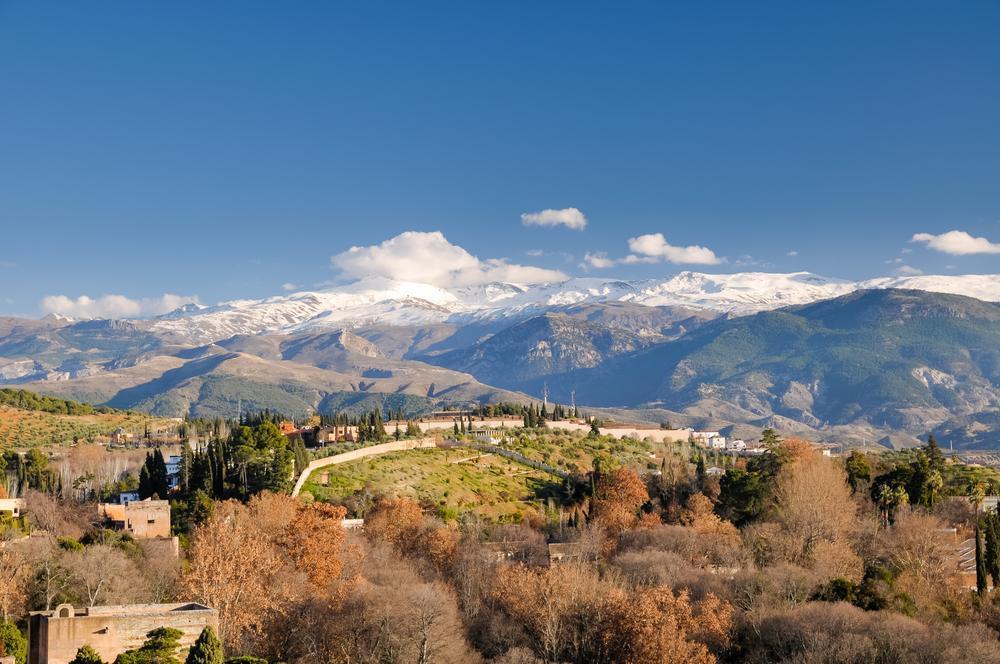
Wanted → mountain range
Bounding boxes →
[4,271,1000,449]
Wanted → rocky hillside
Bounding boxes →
[557,290,1000,447]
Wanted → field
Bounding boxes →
[0,405,172,448]
[302,447,566,520]
[499,429,662,475]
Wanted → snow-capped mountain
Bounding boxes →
[146,272,1000,344]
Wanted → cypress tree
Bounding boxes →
[987,511,1000,586]
[138,463,153,499]
[977,520,989,596]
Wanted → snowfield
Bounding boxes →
[146,272,1000,343]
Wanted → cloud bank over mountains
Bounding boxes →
[34,224,998,319]
[40,293,201,319]
[330,231,568,288]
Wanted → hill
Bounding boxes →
[0,388,171,448]
[560,290,1000,447]
[21,338,529,418]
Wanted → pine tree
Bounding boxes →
[185,626,223,664]
[926,434,945,473]
[453,420,460,435]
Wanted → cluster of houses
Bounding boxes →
[281,422,360,445]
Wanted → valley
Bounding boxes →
[3,273,1000,449]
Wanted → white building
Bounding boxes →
[726,439,747,451]
[165,455,183,490]
[0,498,25,517]
[709,436,727,449]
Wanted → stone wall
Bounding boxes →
[29,602,218,664]
[291,437,438,497]
[546,421,692,442]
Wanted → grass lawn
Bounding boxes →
[302,447,566,520]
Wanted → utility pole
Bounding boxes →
[542,383,549,410]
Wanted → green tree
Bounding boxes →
[0,621,26,664]
[114,627,184,664]
[926,434,945,473]
[844,450,871,494]
[977,521,989,596]
[760,428,782,449]
[185,626,223,664]
[70,644,104,664]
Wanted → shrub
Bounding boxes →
[70,644,104,664]
[185,626,223,664]
[0,622,26,664]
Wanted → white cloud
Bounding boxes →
[621,254,659,265]
[911,230,1000,255]
[894,265,924,276]
[40,293,200,319]
[525,249,544,257]
[281,282,298,292]
[582,252,615,269]
[786,250,798,257]
[627,233,722,265]
[331,231,568,287]
[520,207,587,230]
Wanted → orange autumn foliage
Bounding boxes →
[592,467,649,535]
[365,496,425,551]
[491,562,731,664]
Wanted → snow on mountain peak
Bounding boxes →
[144,272,1000,344]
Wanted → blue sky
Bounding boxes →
[1,1,998,316]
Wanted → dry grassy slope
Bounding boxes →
[0,405,171,448]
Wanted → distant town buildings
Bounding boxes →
[28,602,218,664]
[108,427,134,446]
[0,497,25,518]
[99,499,171,539]
[0,497,27,537]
